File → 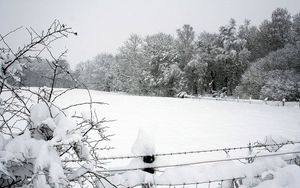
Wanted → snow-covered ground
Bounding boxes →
[56,89,300,157]
[2,88,300,187]
[52,89,300,187]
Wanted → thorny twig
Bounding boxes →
[0,20,114,187]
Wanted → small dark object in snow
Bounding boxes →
[143,167,155,174]
[143,155,155,163]
[177,91,187,98]
[142,155,155,174]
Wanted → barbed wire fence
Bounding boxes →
[129,176,248,188]
[97,140,300,161]
[182,95,300,108]
[90,140,300,188]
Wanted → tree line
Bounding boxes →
[21,8,300,100]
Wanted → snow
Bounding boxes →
[54,89,300,158]
[131,128,155,156]
[2,88,300,187]
[68,161,95,181]
[50,89,300,187]
[30,102,52,128]
[73,141,90,160]
[29,101,82,146]
[42,117,57,131]
[52,116,78,141]
[81,111,90,121]
[255,165,300,188]
[2,130,67,187]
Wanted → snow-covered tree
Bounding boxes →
[118,34,146,94]
[183,55,208,95]
[196,32,220,93]
[238,20,262,61]
[92,54,118,92]
[75,54,122,92]
[260,70,299,100]
[215,19,250,95]
[142,33,181,96]
[20,58,73,88]
[257,8,292,57]
[175,24,196,69]
[74,60,95,88]
[236,43,300,100]
[270,8,293,49]
[292,13,300,43]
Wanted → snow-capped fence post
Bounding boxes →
[264,97,268,104]
[142,155,155,174]
[282,98,286,106]
[132,129,156,188]
[142,154,156,188]
[247,142,254,163]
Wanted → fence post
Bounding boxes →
[264,97,268,104]
[282,98,286,106]
[142,155,155,188]
[247,142,254,163]
[132,129,156,188]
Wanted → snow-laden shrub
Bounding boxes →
[0,21,112,187]
[259,70,300,100]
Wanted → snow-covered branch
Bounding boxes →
[0,21,114,188]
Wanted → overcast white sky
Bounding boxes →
[1,0,300,68]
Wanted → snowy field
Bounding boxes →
[56,89,300,157]
[52,89,300,187]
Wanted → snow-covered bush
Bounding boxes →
[236,43,300,100]
[259,70,299,100]
[0,21,112,187]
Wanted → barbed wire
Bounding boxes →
[102,157,300,187]
[129,176,247,188]
[98,140,300,160]
[97,150,300,173]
